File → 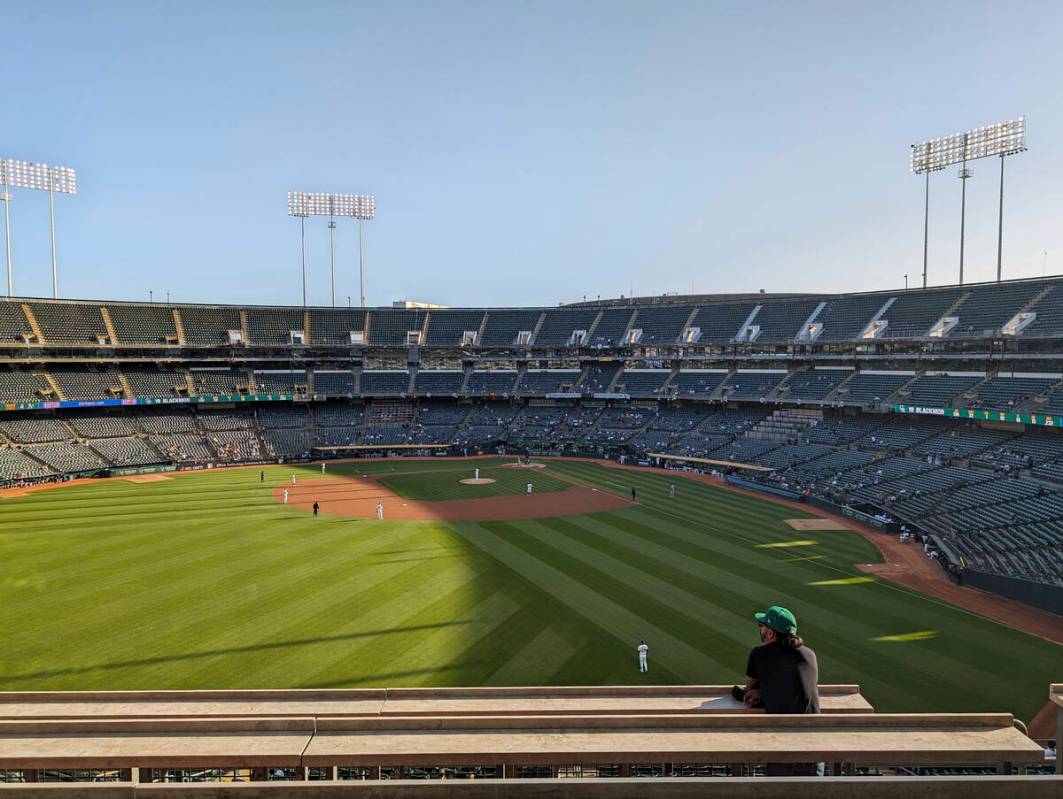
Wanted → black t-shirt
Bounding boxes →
[745,641,820,714]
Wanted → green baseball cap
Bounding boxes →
[754,605,797,635]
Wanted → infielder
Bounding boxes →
[283,488,289,504]
[637,640,649,673]
[291,474,296,486]
[527,482,533,495]
[376,502,384,520]
[321,463,326,474]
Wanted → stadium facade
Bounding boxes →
[3,274,1063,611]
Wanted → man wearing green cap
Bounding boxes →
[745,605,821,776]
[745,605,819,714]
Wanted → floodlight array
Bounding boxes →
[288,191,375,219]
[0,160,78,194]
[910,118,1026,174]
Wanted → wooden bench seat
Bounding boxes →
[0,685,870,721]
[0,712,1042,773]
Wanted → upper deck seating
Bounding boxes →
[686,302,755,343]
[0,302,31,343]
[632,305,693,346]
[587,307,635,348]
[423,310,485,346]
[880,287,965,339]
[247,309,304,345]
[107,304,178,344]
[178,306,243,346]
[750,298,821,341]
[308,309,367,345]
[813,294,889,341]
[29,302,107,344]
[479,310,542,347]
[368,310,425,345]
[535,308,599,346]
[951,281,1046,337]
[1020,284,1063,338]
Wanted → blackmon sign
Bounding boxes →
[893,403,1062,429]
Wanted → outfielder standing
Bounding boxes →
[637,640,649,673]
[527,482,533,495]
[376,502,384,520]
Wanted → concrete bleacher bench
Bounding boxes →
[0,685,871,720]
[0,711,1049,792]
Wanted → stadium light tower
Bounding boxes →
[0,159,78,299]
[911,118,1025,286]
[287,192,375,307]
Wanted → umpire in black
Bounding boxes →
[744,605,820,776]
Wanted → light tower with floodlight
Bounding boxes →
[0,159,78,298]
[910,118,1025,286]
[287,192,375,308]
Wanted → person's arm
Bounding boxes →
[744,649,762,707]
[798,648,820,714]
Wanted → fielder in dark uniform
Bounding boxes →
[312,501,319,517]
[744,605,820,776]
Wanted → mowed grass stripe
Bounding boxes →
[0,524,431,688]
[485,626,579,686]
[455,521,719,678]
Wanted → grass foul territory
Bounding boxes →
[0,457,1057,723]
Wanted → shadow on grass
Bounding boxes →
[0,620,478,684]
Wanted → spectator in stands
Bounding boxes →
[744,605,820,776]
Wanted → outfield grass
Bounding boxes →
[377,464,570,500]
[0,457,1057,721]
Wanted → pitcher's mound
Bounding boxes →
[460,478,496,485]
[786,518,849,531]
[122,474,172,484]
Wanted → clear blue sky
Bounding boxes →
[5,1,1063,307]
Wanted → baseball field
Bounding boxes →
[0,456,1058,723]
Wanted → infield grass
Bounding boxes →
[0,457,1057,722]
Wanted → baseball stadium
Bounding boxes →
[4,3,1063,797]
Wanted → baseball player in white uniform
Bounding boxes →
[637,640,649,673]
[291,474,296,486]
[321,462,326,474]
[475,467,480,480]
[283,489,289,504]
[527,482,533,495]
[376,502,384,520]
